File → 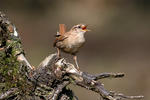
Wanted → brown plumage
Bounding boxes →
[54,24,89,70]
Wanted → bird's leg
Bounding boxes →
[73,55,80,71]
[57,48,61,58]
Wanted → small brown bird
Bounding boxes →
[54,24,90,70]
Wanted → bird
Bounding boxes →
[53,24,90,70]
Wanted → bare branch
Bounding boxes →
[92,72,124,80]
[49,81,70,100]
[109,91,144,100]
[0,88,18,100]
[17,53,34,70]
[54,58,144,100]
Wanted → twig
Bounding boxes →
[83,72,125,80]
[109,91,144,100]
[50,81,70,100]
[0,88,18,100]
[17,54,34,70]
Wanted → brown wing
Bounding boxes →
[53,24,67,47]
[53,35,68,47]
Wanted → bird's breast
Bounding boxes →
[67,33,85,48]
[60,33,85,54]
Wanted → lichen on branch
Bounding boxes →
[0,11,33,99]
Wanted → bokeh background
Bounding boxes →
[0,0,150,100]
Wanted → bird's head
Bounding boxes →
[71,24,90,33]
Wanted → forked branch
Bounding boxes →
[53,57,144,100]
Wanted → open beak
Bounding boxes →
[82,25,90,31]
[83,29,90,31]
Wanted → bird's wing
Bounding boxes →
[53,24,67,47]
[53,35,68,47]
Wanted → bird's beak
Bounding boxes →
[82,25,90,31]
[83,29,90,31]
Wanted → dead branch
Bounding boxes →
[0,88,18,100]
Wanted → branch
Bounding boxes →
[109,91,144,100]
[34,54,143,100]
[82,72,124,80]
[53,58,144,100]
[0,88,18,100]
[49,81,70,100]
[0,11,36,99]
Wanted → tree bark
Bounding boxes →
[0,11,143,100]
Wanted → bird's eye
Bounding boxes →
[77,26,81,28]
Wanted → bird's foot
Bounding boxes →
[55,54,62,62]
[75,65,80,72]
